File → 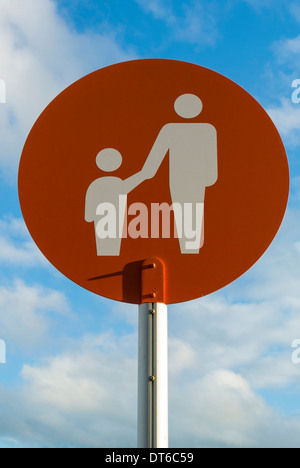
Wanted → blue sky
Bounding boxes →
[1,0,300,448]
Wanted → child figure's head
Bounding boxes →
[96,148,122,172]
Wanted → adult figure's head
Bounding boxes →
[96,148,122,172]
[174,94,203,119]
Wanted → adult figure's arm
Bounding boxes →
[141,125,170,180]
[204,124,218,187]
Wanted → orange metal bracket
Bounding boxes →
[141,257,166,304]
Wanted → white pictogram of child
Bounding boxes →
[85,148,144,256]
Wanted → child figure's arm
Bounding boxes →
[122,170,145,194]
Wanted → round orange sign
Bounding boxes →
[18,59,289,304]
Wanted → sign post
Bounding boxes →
[138,257,168,448]
[18,59,290,447]
[138,302,168,448]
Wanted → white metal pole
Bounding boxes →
[138,302,168,448]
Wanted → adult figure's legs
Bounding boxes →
[171,186,205,254]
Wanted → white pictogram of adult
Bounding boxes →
[140,94,218,254]
[85,148,144,256]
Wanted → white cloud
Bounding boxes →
[23,361,269,448]
[169,338,197,374]
[0,217,29,237]
[0,236,45,266]
[0,279,70,350]
[0,332,137,448]
[0,216,47,266]
[263,33,300,147]
[170,370,273,447]
[0,0,135,180]
[170,368,300,448]
[135,0,218,46]
[289,4,300,23]
[265,37,300,144]
[135,0,174,21]
[169,296,300,393]
[267,98,300,146]
[22,339,136,418]
[0,333,299,448]
[275,35,300,59]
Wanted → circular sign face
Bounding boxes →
[18,59,289,305]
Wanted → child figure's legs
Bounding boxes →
[96,236,122,256]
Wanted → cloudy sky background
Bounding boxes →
[1,0,300,448]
